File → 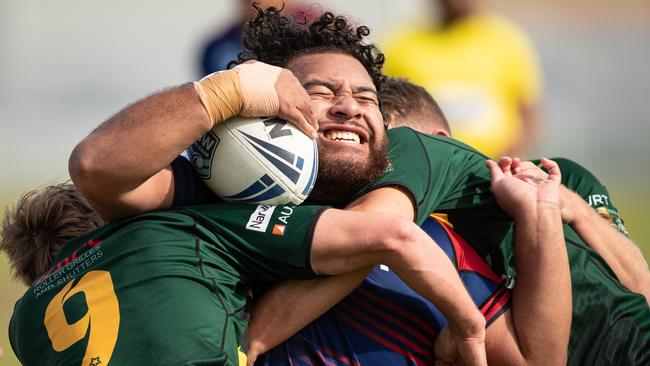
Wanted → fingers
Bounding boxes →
[278,107,317,139]
[497,156,513,175]
[276,70,318,139]
[292,87,316,128]
[504,157,551,185]
[485,159,505,182]
[278,105,317,139]
[511,157,522,174]
[519,160,539,170]
[292,91,318,139]
[540,158,561,182]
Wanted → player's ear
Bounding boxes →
[433,128,450,137]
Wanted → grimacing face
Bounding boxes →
[286,52,389,204]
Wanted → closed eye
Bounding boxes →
[310,91,334,97]
[355,94,378,104]
[306,86,335,99]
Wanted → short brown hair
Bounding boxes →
[381,77,451,134]
[0,182,104,286]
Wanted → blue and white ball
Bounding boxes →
[188,116,318,205]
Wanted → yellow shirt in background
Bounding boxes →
[382,13,542,158]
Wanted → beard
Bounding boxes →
[310,133,390,207]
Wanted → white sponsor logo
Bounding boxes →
[246,205,276,232]
[587,194,610,207]
[278,205,294,224]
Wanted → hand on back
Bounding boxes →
[486,157,561,217]
[508,158,579,223]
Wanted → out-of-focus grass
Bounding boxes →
[0,190,648,366]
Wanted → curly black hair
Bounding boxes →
[230,4,385,91]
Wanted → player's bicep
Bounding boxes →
[345,185,416,221]
[310,208,411,275]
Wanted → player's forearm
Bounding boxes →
[69,83,212,219]
[311,209,485,342]
[71,84,211,186]
[567,189,650,302]
[246,268,371,360]
[380,223,486,340]
[511,203,571,365]
[247,188,423,360]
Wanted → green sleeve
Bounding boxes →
[534,158,627,235]
[184,202,328,281]
[355,127,501,224]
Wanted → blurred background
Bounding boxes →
[0,0,648,364]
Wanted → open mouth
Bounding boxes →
[322,128,367,145]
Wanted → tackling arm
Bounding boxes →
[246,187,487,366]
[245,268,371,365]
[561,186,650,302]
[312,208,487,366]
[511,158,650,302]
[245,187,415,359]
[483,158,571,365]
[69,84,209,222]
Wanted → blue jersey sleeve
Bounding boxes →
[171,155,222,206]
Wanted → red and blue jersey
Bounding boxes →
[256,215,511,366]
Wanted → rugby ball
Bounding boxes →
[187,116,318,205]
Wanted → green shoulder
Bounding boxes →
[537,157,627,235]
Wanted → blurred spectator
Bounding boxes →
[199,0,308,75]
[382,0,543,158]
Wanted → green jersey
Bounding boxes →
[9,203,327,366]
[355,128,510,271]
[363,127,650,364]
[534,157,628,235]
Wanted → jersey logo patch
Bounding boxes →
[272,224,286,236]
[246,204,276,232]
